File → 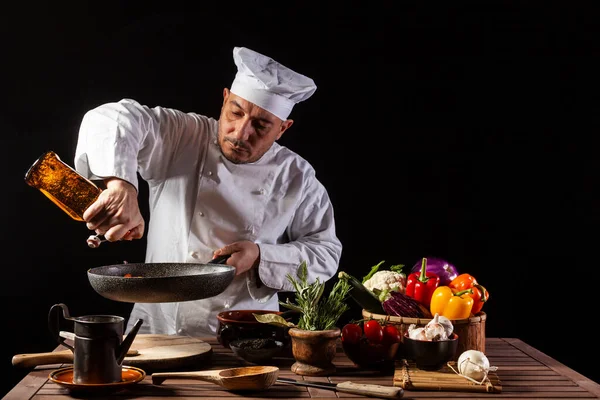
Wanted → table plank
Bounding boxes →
[3,369,49,400]
[4,337,600,399]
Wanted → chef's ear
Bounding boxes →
[276,119,293,140]
[223,88,230,102]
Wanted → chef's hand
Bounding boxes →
[213,241,260,276]
[83,178,145,242]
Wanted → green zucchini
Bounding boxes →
[338,271,385,314]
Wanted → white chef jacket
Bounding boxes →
[74,98,342,337]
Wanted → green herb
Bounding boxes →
[362,260,385,283]
[390,264,405,273]
[361,260,406,284]
[254,260,351,331]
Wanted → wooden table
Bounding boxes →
[5,337,600,399]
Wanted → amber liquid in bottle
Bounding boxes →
[25,151,102,221]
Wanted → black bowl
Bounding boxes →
[342,338,400,370]
[229,338,284,364]
[403,333,459,370]
[216,310,294,351]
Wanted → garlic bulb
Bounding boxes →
[457,350,491,381]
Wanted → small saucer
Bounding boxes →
[49,365,145,392]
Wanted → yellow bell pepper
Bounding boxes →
[429,286,474,320]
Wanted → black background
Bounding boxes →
[1,1,598,396]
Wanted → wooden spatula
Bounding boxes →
[152,366,279,390]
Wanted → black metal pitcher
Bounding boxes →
[48,303,143,384]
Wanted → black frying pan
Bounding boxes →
[87,255,235,303]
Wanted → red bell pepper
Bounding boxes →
[448,273,490,314]
[405,258,440,308]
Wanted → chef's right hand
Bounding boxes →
[83,178,145,242]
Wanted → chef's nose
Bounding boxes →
[234,119,253,141]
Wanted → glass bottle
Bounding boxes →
[25,151,102,222]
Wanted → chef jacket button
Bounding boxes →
[259,188,265,195]
[213,140,218,145]
[207,171,213,176]
[190,251,197,258]
[177,328,183,334]
[198,211,204,217]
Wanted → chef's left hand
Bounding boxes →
[213,241,260,276]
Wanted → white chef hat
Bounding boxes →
[230,47,317,121]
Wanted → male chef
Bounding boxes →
[74,46,342,336]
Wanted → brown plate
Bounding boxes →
[49,365,145,392]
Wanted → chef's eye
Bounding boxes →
[253,122,268,134]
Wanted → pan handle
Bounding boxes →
[209,254,230,265]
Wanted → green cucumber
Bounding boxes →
[338,271,385,314]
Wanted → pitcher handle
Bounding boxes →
[48,303,75,352]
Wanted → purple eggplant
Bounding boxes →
[410,257,459,286]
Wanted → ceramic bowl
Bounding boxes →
[216,309,293,349]
[342,338,400,370]
[229,338,284,364]
[403,332,459,370]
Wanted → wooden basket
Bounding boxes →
[362,310,486,360]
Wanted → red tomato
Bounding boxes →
[363,320,383,343]
[341,323,362,345]
[382,324,401,345]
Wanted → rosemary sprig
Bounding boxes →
[279,261,351,331]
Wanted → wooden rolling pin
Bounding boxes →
[12,348,139,368]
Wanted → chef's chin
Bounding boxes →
[222,145,250,164]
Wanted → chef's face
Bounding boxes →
[218,89,293,164]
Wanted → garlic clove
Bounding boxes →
[424,313,449,341]
[436,315,454,337]
[409,328,427,340]
[407,324,427,340]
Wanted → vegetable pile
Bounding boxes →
[339,257,490,320]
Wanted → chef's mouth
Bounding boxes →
[227,140,250,153]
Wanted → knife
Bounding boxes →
[276,377,403,399]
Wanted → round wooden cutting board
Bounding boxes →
[122,334,213,370]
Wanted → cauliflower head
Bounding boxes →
[363,270,406,301]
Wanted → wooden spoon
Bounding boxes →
[12,348,139,368]
[152,366,279,390]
